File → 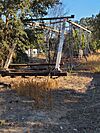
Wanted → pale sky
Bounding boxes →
[62,0,100,20]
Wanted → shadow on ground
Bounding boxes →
[0,73,100,133]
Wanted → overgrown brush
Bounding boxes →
[86,53,100,72]
[11,77,58,108]
[87,53,100,72]
[79,52,100,72]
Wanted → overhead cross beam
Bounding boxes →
[67,20,91,33]
[28,22,67,34]
[23,15,75,22]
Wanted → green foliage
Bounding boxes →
[72,29,85,50]
[29,0,60,17]
[79,13,100,51]
[92,13,100,49]
[0,1,30,63]
[73,29,79,50]
[81,33,85,49]
[0,0,60,64]
[25,28,45,50]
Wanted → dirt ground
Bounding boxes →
[0,72,100,133]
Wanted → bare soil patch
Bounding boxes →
[0,72,100,133]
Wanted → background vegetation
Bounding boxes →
[0,0,100,67]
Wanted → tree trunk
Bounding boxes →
[4,44,16,69]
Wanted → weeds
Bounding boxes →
[77,52,100,73]
[11,77,58,109]
[87,53,100,72]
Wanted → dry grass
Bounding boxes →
[11,77,58,108]
[57,75,92,93]
[86,53,100,72]
[37,53,46,59]
[79,52,100,73]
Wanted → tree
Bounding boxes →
[92,13,100,49]
[0,0,60,68]
[79,13,100,51]
[0,0,30,68]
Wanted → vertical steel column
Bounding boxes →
[69,23,73,70]
[55,19,66,71]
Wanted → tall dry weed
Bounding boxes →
[11,77,58,108]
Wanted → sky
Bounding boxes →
[62,0,100,20]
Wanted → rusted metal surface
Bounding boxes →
[23,15,74,21]
[0,69,67,77]
[9,63,64,67]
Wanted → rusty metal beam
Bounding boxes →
[9,63,64,67]
[23,15,74,22]
[0,70,67,77]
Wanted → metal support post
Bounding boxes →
[55,19,66,71]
